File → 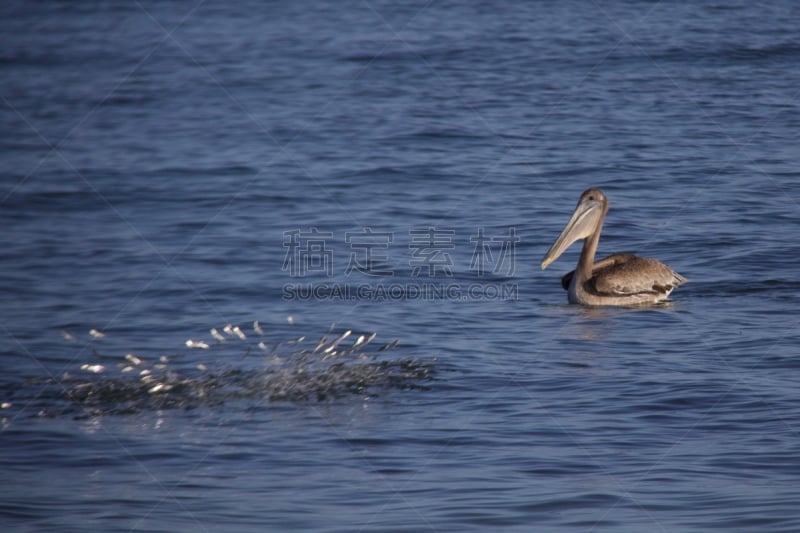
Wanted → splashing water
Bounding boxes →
[4,321,435,419]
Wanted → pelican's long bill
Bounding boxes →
[541,197,604,270]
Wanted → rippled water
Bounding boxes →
[3,1,800,531]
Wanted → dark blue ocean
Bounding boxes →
[3,1,800,531]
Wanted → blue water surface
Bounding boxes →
[2,1,800,531]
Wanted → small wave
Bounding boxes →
[643,42,800,66]
[341,46,472,64]
[143,164,259,178]
[690,278,800,298]
[98,94,157,107]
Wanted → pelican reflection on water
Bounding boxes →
[541,188,687,306]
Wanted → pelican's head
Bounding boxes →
[541,188,608,269]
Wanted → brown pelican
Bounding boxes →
[541,188,687,306]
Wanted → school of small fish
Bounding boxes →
[4,317,431,419]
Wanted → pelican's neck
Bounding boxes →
[575,225,602,284]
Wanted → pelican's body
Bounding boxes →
[541,188,686,306]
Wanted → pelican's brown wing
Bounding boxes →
[590,255,687,296]
[560,253,638,290]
